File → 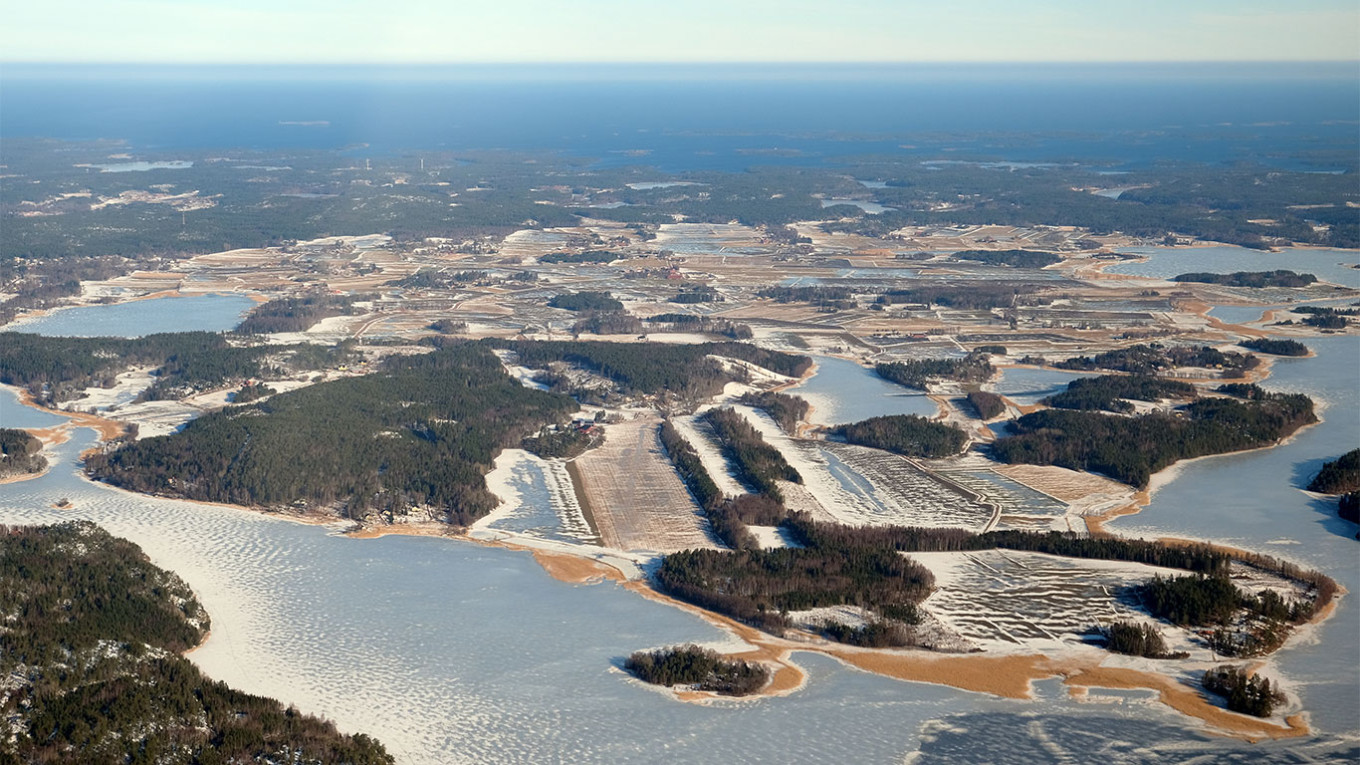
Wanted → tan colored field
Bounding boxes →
[571,415,719,552]
[993,464,1128,502]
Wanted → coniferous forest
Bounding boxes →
[833,414,968,458]
[874,352,994,390]
[991,390,1316,487]
[1307,449,1360,495]
[86,344,577,524]
[0,428,46,478]
[623,645,769,696]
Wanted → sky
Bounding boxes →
[0,0,1356,64]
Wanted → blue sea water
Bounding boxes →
[3,63,1357,172]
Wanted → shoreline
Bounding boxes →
[3,356,1342,742]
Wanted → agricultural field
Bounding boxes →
[912,550,1197,654]
[803,441,993,529]
[570,415,719,552]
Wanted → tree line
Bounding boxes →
[494,339,811,404]
[0,331,354,405]
[952,249,1061,268]
[702,407,802,501]
[876,284,1049,310]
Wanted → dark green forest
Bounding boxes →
[875,352,994,390]
[1203,665,1287,718]
[833,414,968,458]
[966,390,1006,419]
[992,390,1316,487]
[1308,449,1360,494]
[1171,270,1316,288]
[952,249,1061,268]
[1239,338,1309,357]
[623,645,769,696]
[0,428,46,478]
[737,391,810,434]
[547,291,623,312]
[86,344,577,524]
[1041,375,1197,413]
[702,407,802,500]
[1054,343,1258,377]
[236,293,364,334]
[656,545,934,637]
[1099,621,1186,659]
[495,339,811,402]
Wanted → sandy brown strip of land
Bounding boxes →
[1053,661,1309,741]
[531,549,625,584]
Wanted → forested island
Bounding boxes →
[1054,343,1259,377]
[832,414,968,458]
[1240,338,1310,357]
[0,522,392,764]
[966,390,1006,419]
[1171,271,1317,288]
[623,645,769,696]
[0,428,46,479]
[875,352,994,390]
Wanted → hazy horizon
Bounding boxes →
[2,0,1356,64]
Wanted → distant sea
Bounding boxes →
[2,62,1357,172]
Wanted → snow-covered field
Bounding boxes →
[913,550,1197,655]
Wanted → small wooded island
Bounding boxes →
[624,645,770,696]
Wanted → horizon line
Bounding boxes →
[6,59,1358,66]
[5,60,1356,83]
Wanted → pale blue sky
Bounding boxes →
[1,0,1356,63]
